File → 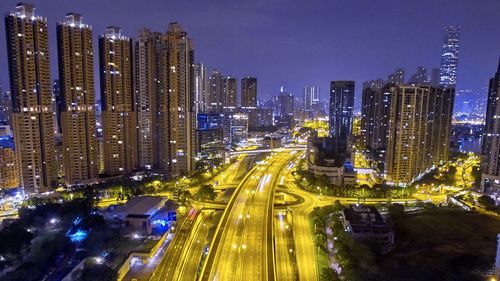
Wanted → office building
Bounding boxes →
[5,3,57,193]
[256,108,274,127]
[385,85,454,185]
[439,26,461,88]
[99,26,137,176]
[57,13,99,185]
[195,63,209,114]
[134,28,162,170]
[329,81,355,154]
[0,136,19,189]
[278,86,294,117]
[304,85,320,112]
[230,113,248,143]
[195,113,224,160]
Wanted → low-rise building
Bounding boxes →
[307,132,355,186]
[341,204,394,245]
[0,136,19,189]
[103,196,169,234]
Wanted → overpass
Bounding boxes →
[228,146,306,156]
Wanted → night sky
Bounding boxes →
[0,0,498,106]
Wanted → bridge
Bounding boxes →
[228,146,306,156]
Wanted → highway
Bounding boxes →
[174,211,220,281]
[285,178,319,281]
[274,211,296,281]
[149,212,198,281]
[200,151,297,281]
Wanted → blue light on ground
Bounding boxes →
[67,229,88,243]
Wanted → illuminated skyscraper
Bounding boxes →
[224,77,237,112]
[329,81,355,154]
[385,85,454,185]
[99,27,137,176]
[241,76,257,128]
[5,3,57,193]
[387,68,405,85]
[158,22,195,176]
[241,76,257,108]
[360,79,389,150]
[135,28,162,170]
[482,58,500,177]
[278,86,294,117]
[408,66,429,85]
[208,70,225,113]
[304,86,320,112]
[195,63,209,114]
[57,13,98,185]
[439,26,461,88]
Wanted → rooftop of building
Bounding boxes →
[343,204,392,235]
[116,196,166,217]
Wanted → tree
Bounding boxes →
[388,203,405,221]
[320,267,341,281]
[333,200,344,212]
[477,195,496,209]
[0,223,33,256]
[76,262,117,281]
[195,184,217,201]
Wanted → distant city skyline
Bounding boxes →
[0,0,498,105]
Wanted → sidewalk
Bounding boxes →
[325,219,341,274]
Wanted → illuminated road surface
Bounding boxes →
[274,212,296,281]
[149,214,197,281]
[201,152,296,281]
[174,211,219,281]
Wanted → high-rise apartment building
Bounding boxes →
[387,68,405,85]
[482,59,500,177]
[99,27,137,176]
[52,79,62,134]
[385,85,454,185]
[329,81,355,153]
[408,66,429,85]
[5,3,57,193]
[208,70,225,113]
[360,79,390,150]
[224,77,237,112]
[439,26,461,89]
[159,22,195,176]
[134,28,162,170]
[57,13,99,185]
[241,76,257,108]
